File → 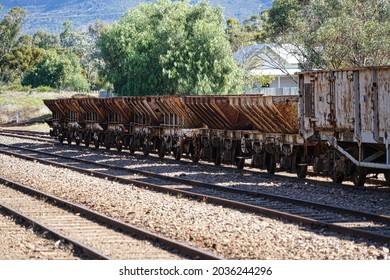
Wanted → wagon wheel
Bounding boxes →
[296,163,307,179]
[212,147,221,166]
[312,157,320,175]
[330,170,344,184]
[67,135,72,145]
[329,160,344,183]
[383,171,390,186]
[384,172,390,186]
[173,146,181,161]
[128,137,135,154]
[191,152,200,163]
[190,146,200,162]
[351,166,366,187]
[142,143,150,156]
[158,142,166,158]
[104,136,111,150]
[84,132,90,147]
[266,153,276,174]
[115,134,123,151]
[236,157,245,170]
[295,148,307,179]
[94,138,100,149]
[190,140,200,163]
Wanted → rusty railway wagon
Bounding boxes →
[44,66,390,187]
[299,66,390,186]
[44,94,304,176]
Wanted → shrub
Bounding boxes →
[36,86,53,92]
[64,74,90,91]
[6,82,31,92]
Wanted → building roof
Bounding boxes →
[234,44,302,76]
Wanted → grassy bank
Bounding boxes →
[0,91,98,129]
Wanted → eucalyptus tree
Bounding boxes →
[0,6,28,83]
[226,16,267,52]
[315,0,390,68]
[265,0,390,69]
[33,30,61,50]
[99,0,243,96]
[1,42,45,83]
[60,21,106,89]
[22,50,89,91]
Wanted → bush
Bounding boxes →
[64,74,90,91]
[6,82,31,92]
[36,86,53,92]
[22,49,90,91]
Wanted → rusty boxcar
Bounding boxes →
[299,66,390,186]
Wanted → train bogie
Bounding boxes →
[53,98,86,145]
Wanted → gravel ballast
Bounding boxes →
[0,136,389,259]
[0,208,81,260]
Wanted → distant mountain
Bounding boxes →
[0,0,272,34]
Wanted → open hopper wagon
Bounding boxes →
[77,98,107,148]
[184,95,255,166]
[98,97,134,151]
[228,95,305,175]
[154,96,203,160]
[58,97,87,145]
[43,99,67,138]
[184,95,304,173]
[120,96,163,155]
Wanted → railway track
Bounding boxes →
[1,133,390,246]
[1,129,389,190]
[0,176,221,260]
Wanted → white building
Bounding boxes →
[234,44,302,95]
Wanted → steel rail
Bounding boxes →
[1,142,390,245]
[1,130,389,191]
[0,176,223,260]
[0,129,49,136]
[0,199,111,260]
[1,142,390,224]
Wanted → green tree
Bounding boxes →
[265,0,390,69]
[1,44,45,83]
[99,0,243,96]
[226,12,267,52]
[33,31,61,50]
[60,21,106,89]
[22,50,89,91]
[0,7,47,84]
[315,0,390,68]
[84,21,107,90]
[0,6,28,83]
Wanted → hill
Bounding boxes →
[1,0,271,34]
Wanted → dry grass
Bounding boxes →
[0,90,98,125]
[3,122,51,132]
